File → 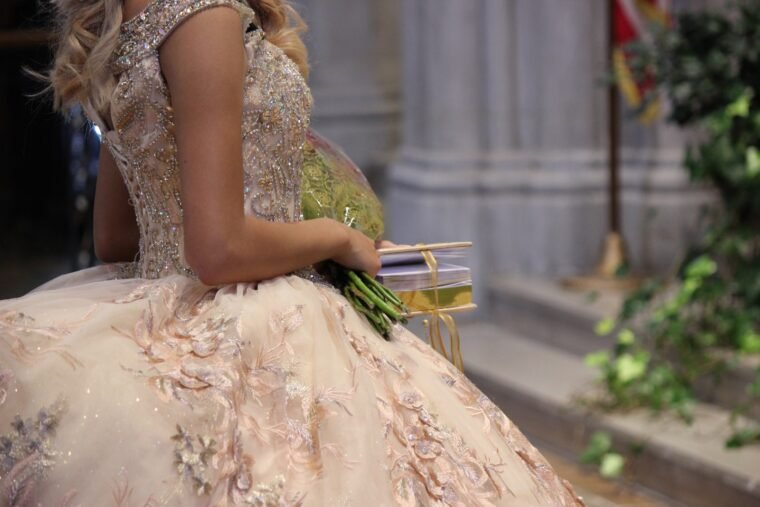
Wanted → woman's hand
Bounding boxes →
[332,225,381,277]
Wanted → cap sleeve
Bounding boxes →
[112,0,256,73]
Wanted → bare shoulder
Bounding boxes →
[122,0,153,23]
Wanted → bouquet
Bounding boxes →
[301,129,385,240]
[301,129,407,338]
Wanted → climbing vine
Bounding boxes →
[586,0,760,451]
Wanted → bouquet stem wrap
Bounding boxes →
[301,129,405,339]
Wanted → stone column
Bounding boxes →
[389,0,489,305]
[484,0,609,277]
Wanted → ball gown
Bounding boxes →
[0,0,584,504]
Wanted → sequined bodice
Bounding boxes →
[100,0,312,279]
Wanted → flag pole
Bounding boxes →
[609,0,621,238]
[563,0,637,290]
[596,0,627,277]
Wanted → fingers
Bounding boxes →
[366,254,381,278]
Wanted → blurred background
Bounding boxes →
[2,0,759,505]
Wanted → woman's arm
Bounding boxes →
[93,146,140,262]
[160,7,379,285]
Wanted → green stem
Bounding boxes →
[343,288,373,318]
[347,271,401,321]
[349,286,376,309]
[360,272,398,302]
[368,281,407,323]
[348,293,391,337]
[345,288,384,325]
[361,272,406,309]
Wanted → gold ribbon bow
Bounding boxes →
[418,247,465,372]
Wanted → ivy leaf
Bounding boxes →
[746,147,760,177]
[580,431,612,464]
[725,91,750,118]
[599,452,626,478]
[682,278,701,295]
[615,353,648,383]
[685,256,717,279]
[595,318,616,336]
[585,351,611,368]
[617,329,636,346]
[738,331,760,354]
[726,428,760,449]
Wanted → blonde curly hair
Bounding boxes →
[47,0,309,120]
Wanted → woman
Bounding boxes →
[0,0,584,504]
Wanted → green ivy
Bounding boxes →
[586,0,760,451]
[580,432,626,479]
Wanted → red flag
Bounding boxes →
[613,0,670,123]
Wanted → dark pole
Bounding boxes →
[564,0,637,288]
[609,0,621,235]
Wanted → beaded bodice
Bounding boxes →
[99,0,312,279]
